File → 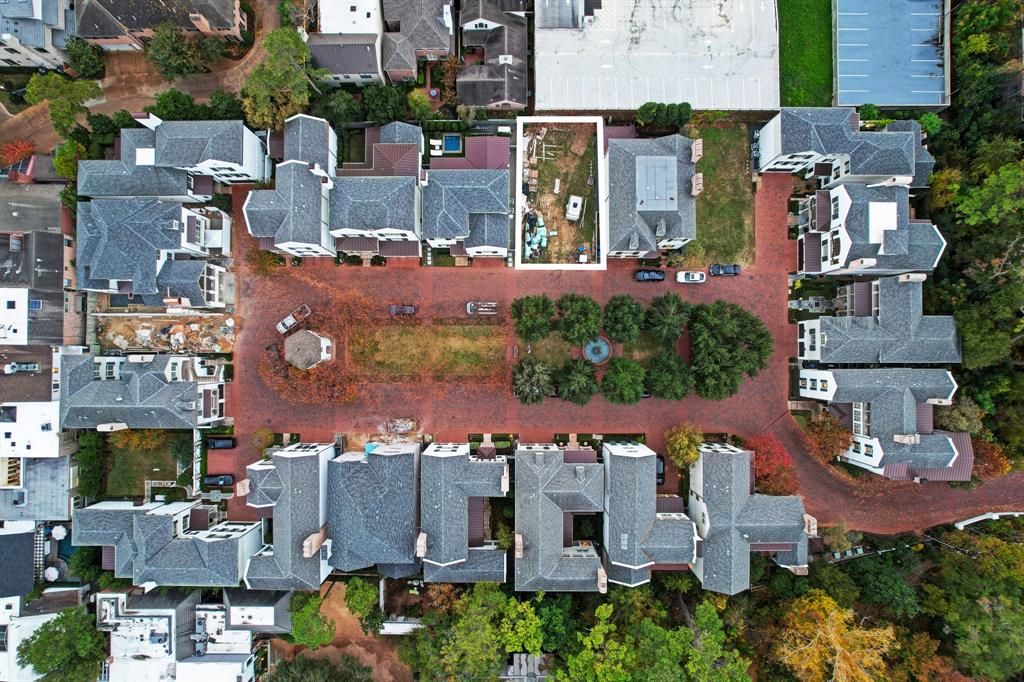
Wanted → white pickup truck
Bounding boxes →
[276,304,311,334]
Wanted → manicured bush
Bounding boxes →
[644,351,693,400]
[511,295,555,342]
[602,295,644,343]
[644,293,691,345]
[689,301,772,400]
[555,357,599,406]
[600,357,646,404]
[556,294,602,345]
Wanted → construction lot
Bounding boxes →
[520,122,599,265]
[95,313,236,353]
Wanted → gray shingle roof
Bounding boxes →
[0,456,71,522]
[76,0,236,38]
[604,444,695,586]
[607,135,697,253]
[330,176,417,233]
[60,353,203,430]
[76,198,191,296]
[818,277,960,364]
[137,259,210,308]
[284,115,333,173]
[883,119,935,188]
[420,444,507,574]
[839,184,945,272]
[779,108,921,180]
[456,8,527,108]
[422,547,506,582]
[244,448,327,591]
[244,162,326,245]
[514,445,604,592]
[422,169,508,244]
[829,368,960,471]
[78,129,191,199]
[694,446,809,595]
[309,33,379,76]
[380,122,423,146]
[0,531,35,598]
[154,121,245,167]
[73,503,250,587]
[381,0,452,72]
[326,443,420,572]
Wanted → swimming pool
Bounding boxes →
[443,134,462,153]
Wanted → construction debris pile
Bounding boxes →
[97,315,236,353]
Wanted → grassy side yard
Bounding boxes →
[106,440,181,498]
[694,125,755,264]
[778,0,833,106]
[0,72,33,115]
[529,336,575,364]
[621,333,666,362]
[349,324,507,378]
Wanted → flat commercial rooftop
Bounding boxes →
[533,0,779,111]
[835,0,949,108]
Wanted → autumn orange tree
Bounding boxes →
[776,589,897,682]
[1,139,34,166]
[804,413,853,463]
[745,432,798,495]
[971,438,1011,479]
[107,429,169,451]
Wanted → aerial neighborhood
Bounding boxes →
[0,0,1022,680]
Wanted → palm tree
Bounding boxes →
[512,358,554,405]
[556,358,599,405]
[644,293,692,345]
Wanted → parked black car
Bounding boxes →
[709,263,741,276]
[656,455,666,486]
[634,269,666,282]
[204,474,234,487]
[389,304,417,316]
[206,436,236,450]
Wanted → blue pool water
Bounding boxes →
[443,134,462,152]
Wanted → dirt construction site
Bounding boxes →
[520,122,599,264]
[96,313,236,353]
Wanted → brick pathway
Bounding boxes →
[220,173,1024,531]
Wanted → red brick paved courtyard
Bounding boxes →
[217,175,1024,531]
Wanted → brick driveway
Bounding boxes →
[218,175,1024,531]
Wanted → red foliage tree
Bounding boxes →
[805,412,853,463]
[746,432,798,495]
[1,139,34,166]
[971,438,1011,480]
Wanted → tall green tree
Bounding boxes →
[440,584,510,680]
[498,597,543,656]
[559,604,636,682]
[557,294,602,345]
[602,295,644,343]
[407,89,435,121]
[645,350,693,400]
[25,74,101,137]
[362,83,406,124]
[243,29,323,129]
[267,655,373,682]
[689,301,772,400]
[682,601,751,681]
[344,577,377,618]
[644,293,691,345]
[65,37,105,78]
[145,89,201,120]
[312,89,366,135]
[556,357,599,405]
[146,23,224,80]
[289,593,335,650]
[17,606,107,682]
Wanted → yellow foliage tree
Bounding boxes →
[776,589,897,682]
[107,429,169,451]
[664,423,703,469]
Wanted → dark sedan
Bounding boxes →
[634,269,666,282]
[710,263,741,276]
[204,474,235,487]
[656,455,666,486]
[206,436,236,450]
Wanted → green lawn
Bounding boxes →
[529,336,575,364]
[694,125,756,264]
[621,333,667,362]
[105,439,183,497]
[778,0,833,106]
[0,73,32,115]
[349,324,507,378]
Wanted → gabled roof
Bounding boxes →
[829,368,962,473]
[76,198,183,294]
[818,277,960,364]
[514,445,604,591]
[607,135,697,252]
[457,9,527,108]
[78,129,190,198]
[694,446,809,595]
[73,503,250,587]
[778,108,923,182]
[138,259,210,308]
[839,184,945,271]
[284,115,333,173]
[60,353,203,430]
[422,169,508,245]
[330,176,417,233]
[326,443,420,573]
[244,446,329,591]
[381,0,452,72]
[244,162,326,245]
[308,33,379,77]
[380,122,423,146]
[420,444,507,581]
[603,443,695,586]
[154,121,245,168]
[76,0,237,38]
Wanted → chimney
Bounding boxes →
[691,138,703,164]
[926,398,953,406]
[690,173,704,197]
[301,526,328,558]
[847,258,877,270]
[500,464,510,494]
[893,434,921,445]
[897,273,927,283]
[597,566,608,594]
[235,479,251,497]
[803,513,818,536]
[415,532,427,558]
[514,533,524,559]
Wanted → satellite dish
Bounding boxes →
[43,567,59,582]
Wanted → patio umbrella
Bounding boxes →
[43,567,59,582]
[50,525,67,540]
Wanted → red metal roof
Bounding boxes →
[430,136,510,170]
[337,237,379,253]
[656,495,686,513]
[379,240,421,258]
[603,125,638,152]
[468,497,485,548]
[916,402,934,434]
[801,235,822,273]
[563,448,597,463]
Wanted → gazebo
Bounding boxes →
[284,330,334,370]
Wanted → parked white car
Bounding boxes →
[675,271,707,284]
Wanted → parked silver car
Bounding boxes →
[466,301,498,315]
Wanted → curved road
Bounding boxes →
[0,0,278,151]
